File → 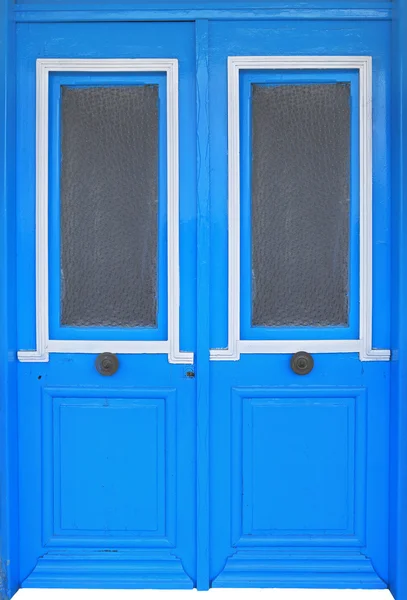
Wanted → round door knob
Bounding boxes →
[95,352,119,376]
[291,351,314,375]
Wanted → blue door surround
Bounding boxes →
[0,1,407,599]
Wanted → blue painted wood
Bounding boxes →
[16,21,197,589]
[195,19,210,591]
[48,72,168,342]
[3,5,402,598]
[209,19,391,588]
[232,389,366,540]
[212,550,387,588]
[22,550,194,589]
[209,21,391,353]
[239,69,360,342]
[230,388,367,549]
[41,388,177,546]
[13,3,392,22]
[0,2,19,599]
[12,0,394,5]
[389,0,407,598]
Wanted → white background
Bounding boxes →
[15,589,392,599]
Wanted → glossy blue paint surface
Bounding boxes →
[0,1,19,599]
[13,3,393,23]
[0,3,405,599]
[16,20,197,589]
[389,0,407,598]
[48,72,168,342]
[209,20,391,351]
[195,18,211,591]
[208,18,390,588]
[240,69,360,341]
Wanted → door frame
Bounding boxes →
[1,3,407,598]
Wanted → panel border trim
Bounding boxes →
[17,58,193,365]
[230,386,367,547]
[210,55,390,362]
[41,386,177,548]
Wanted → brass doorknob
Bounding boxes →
[95,352,119,376]
[291,351,314,375]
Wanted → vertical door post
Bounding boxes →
[195,18,211,591]
[0,3,19,599]
[390,0,407,597]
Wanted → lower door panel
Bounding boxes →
[210,358,389,588]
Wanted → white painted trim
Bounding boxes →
[18,350,49,363]
[363,348,391,361]
[18,58,193,365]
[210,55,390,362]
[213,339,361,359]
[47,340,170,354]
[227,57,241,362]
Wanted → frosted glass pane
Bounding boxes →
[60,85,159,328]
[251,83,351,327]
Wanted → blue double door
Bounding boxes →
[17,19,391,590]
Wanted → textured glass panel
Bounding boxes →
[251,83,351,327]
[60,85,159,327]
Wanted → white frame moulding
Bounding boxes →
[17,58,194,365]
[210,55,390,362]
